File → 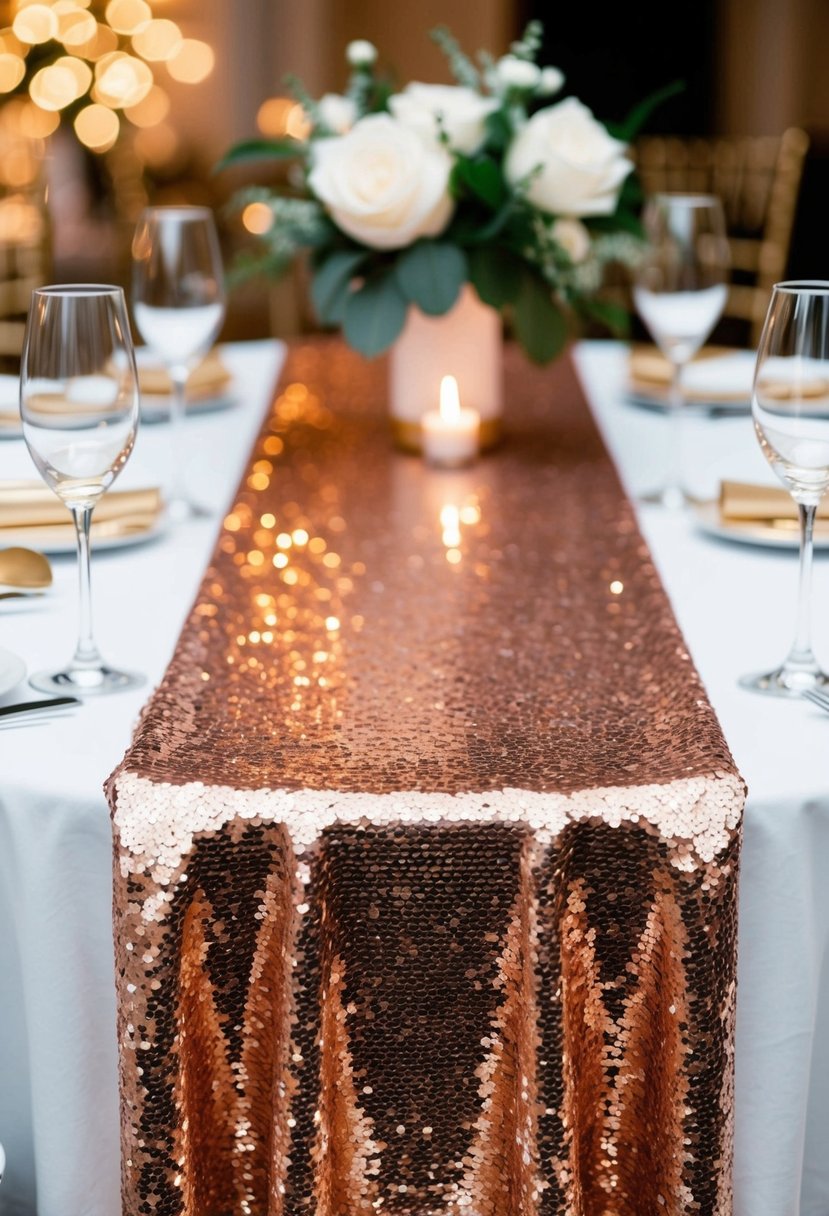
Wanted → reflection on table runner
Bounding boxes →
[108,341,744,1216]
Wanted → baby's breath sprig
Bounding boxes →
[430,26,480,89]
[510,20,544,62]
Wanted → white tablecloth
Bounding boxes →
[0,339,826,1216]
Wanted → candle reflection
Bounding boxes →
[439,494,482,565]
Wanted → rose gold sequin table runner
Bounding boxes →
[108,340,743,1216]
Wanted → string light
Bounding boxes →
[0,1,215,165]
[74,101,119,149]
[165,37,213,83]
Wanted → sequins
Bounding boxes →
[108,343,744,1216]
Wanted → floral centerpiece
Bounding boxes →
[221,22,670,364]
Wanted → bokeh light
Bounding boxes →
[74,101,120,150]
[131,17,181,60]
[30,62,79,110]
[57,9,97,47]
[12,5,58,46]
[257,97,293,137]
[105,0,152,34]
[0,1,213,166]
[0,53,26,93]
[242,202,273,235]
[124,82,168,126]
[94,51,153,107]
[0,28,27,56]
[166,38,213,83]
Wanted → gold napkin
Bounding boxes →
[0,351,231,428]
[719,480,829,522]
[137,348,231,399]
[0,481,162,530]
[629,344,748,401]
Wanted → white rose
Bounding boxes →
[552,217,591,263]
[346,39,377,67]
[538,66,565,96]
[388,83,499,155]
[505,97,633,217]
[318,93,357,135]
[308,113,454,250]
[495,55,541,92]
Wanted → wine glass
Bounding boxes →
[633,193,730,508]
[131,206,225,521]
[740,281,829,696]
[20,285,142,694]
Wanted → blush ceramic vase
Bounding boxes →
[388,284,503,451]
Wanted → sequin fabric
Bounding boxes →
[108,341,744,1216]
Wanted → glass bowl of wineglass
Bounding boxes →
[634,193,730,508]
[20,284,142,695]
[741,280,829,695]
[132,205,225,522]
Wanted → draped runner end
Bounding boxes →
[108,342,744,1216]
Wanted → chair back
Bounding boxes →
[634,128,809,345]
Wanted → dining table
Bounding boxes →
[0,337,827,1216]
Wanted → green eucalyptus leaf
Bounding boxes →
[513,270,568,364]
[342,271,408,357]
[310,250,368,325]
[395,241,467,315]
[468,246,523,308]
[215,139,305,172]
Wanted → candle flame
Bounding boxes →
[439,374,460,423]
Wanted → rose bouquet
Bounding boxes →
[220,23,671,363]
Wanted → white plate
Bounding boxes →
[627,349,755,415]
[0,647,26,696]
[692,498,829,550]
[0,372,238,433]
[0,513,167,556]
[625,392,751,417]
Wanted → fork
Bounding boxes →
[801,686,829,714]
[0,696,79,727]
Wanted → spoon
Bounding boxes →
[0,546,53,589]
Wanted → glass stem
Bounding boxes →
[784,501,818,671]
[168,365,189,509]
[70,504,102,670]
[664,358,687,509]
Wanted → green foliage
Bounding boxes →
[342,271,408,357]
[311,250,368,324]
[451,156,508,210]
[219,22,674,365]
[430,26,480,88]
[577,296,631,338]
[510,19,544,61]
[608,80,685,142]
[467,246,523,308]
[216,139,305,172]
[512,269,568,363]
[395,241,468,315]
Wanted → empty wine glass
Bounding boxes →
[741,281,829,695]
[634,193,730,507]
[131,206,225,521]
[20,285,142,694]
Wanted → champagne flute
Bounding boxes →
[20,285,142,694]
[633,193,730,508]
[740,281,829,696]
[131,206,225,521]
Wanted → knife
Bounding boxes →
[0,696,80,718]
